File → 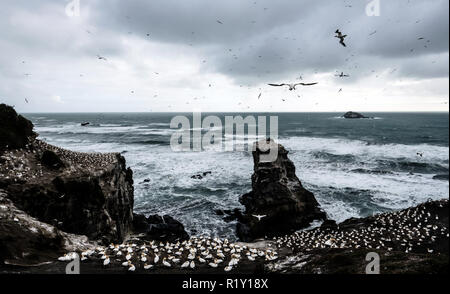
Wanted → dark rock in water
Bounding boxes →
[236,139,326,241]
[433,174,449,181]
[215,209,225,216]
[343,111,368,119]
[0,104,35,153]
[41,150,65,169]
[320,219,338,230]
[132,213,189,242]
[191,171,212,180]
[81,122,90,126]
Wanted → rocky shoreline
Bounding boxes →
[0,104,448,274]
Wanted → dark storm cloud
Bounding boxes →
[0,0,448,96]
[86,0,448,83]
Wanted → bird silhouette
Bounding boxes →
[268,82,318,91]
[335,29,347,47]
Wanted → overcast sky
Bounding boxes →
[0,0,448,112]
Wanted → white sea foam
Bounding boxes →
[35,121,449,240]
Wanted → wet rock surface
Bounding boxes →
[132,213,189,242]
[237,139,326,241]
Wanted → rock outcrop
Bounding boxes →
[0,142,135,244]
[0,104,189,251]
[132,213,189,242]
[0,105,135,243]
[236,139,326,241]
[343,111,368,119]
[0,190,94,267]
[0,103,35,153]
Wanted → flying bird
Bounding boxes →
[258,93,262,99]
[335,29,347,47]
[336,72,350,77]
[97,55,107,61]
[24,98,29,103]
[268,82,318,91]
[216,20,223,24]
[252,214,267,221]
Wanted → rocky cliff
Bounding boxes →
[0,189,95,267]
[237,139,326,241]
[0,138,135,243]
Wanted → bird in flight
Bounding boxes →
[97,55,107,61]
[335,72,350,77]
[252,214,266,221]
[335,29,347,47]
[416,152,423,157]
[258,93,262,99]
[216,20,223,24]
[24,98,29,103]
[268,82,318,91]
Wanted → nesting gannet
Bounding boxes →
[162,258,171,267]
[181,261,190,268]
[268,82,318,91]
[144,264,153,270]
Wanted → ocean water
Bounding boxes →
[26,112,449,240]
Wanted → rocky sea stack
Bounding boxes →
[237,139,326,241]
[343,111,369,119]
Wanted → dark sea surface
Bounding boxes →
[26,112,449,239]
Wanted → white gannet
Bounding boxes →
[252,214,267,221]
[268,82,318,91]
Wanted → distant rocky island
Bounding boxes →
[0,104,448,274]
[343,111,373,119]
